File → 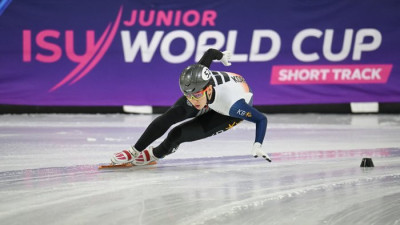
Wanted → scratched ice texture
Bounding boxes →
[0,113,399,225]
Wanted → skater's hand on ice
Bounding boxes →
[220,51,232,66]
[252,142,271,162]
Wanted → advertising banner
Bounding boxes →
[1,0,399,106]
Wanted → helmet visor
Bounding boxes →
[185,88,207,100]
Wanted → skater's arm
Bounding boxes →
[228,99,267,144]
[198,49,224,68]
[228,99,271,161]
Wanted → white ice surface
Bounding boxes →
[0,113,399,225]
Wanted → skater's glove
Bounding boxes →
[220,51,232,66]
[252,142,271,162]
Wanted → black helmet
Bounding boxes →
[179,64,211,95]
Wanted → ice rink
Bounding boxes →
[0,113,399,225]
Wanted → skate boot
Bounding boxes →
[111,146,140,165]
[132,147,158,166]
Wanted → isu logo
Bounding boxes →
[22,6,123,92]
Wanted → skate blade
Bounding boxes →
[98,161,157,169]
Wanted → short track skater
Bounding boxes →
[111,48,271,166]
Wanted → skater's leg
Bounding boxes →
[134,96,198,151]
[111,96,198,164]
[153,111,242,158]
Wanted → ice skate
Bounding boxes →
[99,146,158,169]
[110,146,140,165]
[132,147,159,166]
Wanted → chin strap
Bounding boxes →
[206,86,214,105]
